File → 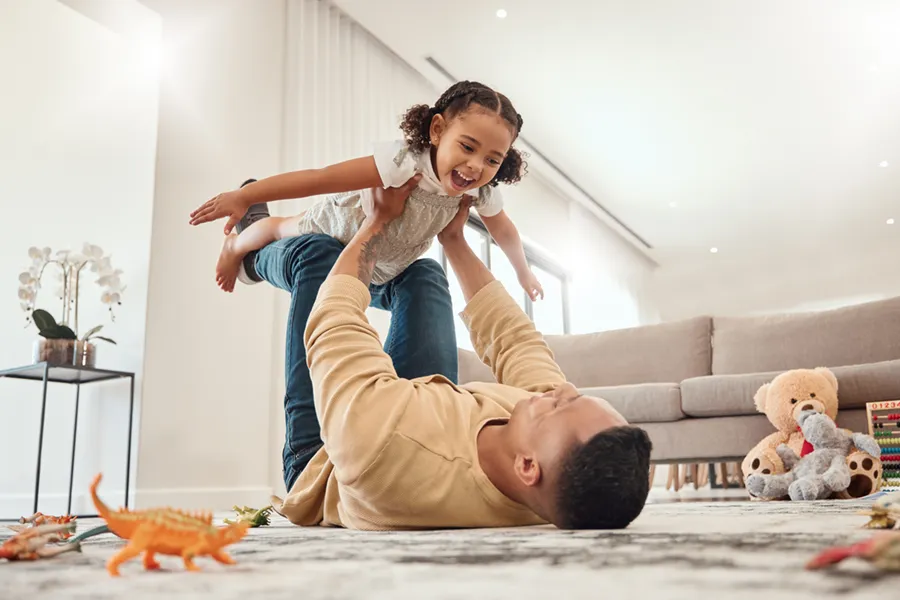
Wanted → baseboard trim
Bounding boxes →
[135,486,274,510]
[0,486,274,517]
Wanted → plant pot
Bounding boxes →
[74,340,96,367]
[32,339,96,368]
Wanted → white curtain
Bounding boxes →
[281,0,436,182]
[274,0,442,341]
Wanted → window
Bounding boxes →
[422,240,442,264]
[446,268,473,351]
[489,241,527,311]
[531,265,566,335]
[437,216,569,349]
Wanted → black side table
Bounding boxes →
[0,362,135,520]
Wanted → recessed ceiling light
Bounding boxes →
[710,247,719,254]
[880,160,889,167]
[669,201,678,208]
[496,8,507,18]
[888,218,896,225]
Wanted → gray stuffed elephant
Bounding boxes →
[746,410,882,501]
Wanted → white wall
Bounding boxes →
[565,201,660,332]
[137,0,284,509]
[649,241,900,321]
[0,0,160,515]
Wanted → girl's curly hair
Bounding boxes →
[400,81,527,186]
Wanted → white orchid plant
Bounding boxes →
[18,243,123,345]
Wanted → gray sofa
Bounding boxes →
[458,296,900,465]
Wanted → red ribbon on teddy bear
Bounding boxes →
[800,435,815,458]
[798,413,835,457]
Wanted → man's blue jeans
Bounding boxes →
[254,234,459,490]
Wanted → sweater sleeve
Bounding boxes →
[304,275,418,484]
[459,280,566,394]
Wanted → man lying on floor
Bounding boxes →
[272,181,652,530]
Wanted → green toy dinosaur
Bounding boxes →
[223,505,273,528]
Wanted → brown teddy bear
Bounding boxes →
[741,367,883,499]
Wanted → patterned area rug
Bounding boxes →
[1,498,897,599]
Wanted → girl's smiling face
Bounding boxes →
[429,108,515,196]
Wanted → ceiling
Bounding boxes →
[334,0,900,263]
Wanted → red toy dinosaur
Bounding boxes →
[806,532,900,571]
[0,523,79,561]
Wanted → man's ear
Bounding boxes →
[429,114,447,146]
[514,454,542,487]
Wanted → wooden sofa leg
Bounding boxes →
[698,464,709,488]
[691,464,699,490]
[731,462,745,488]
[666,465,676,490]
[718,463,729,489]
[649,464,656,487]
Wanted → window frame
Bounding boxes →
[436,214,571,335]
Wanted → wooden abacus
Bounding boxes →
[866,400,900,492]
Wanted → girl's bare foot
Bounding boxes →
[216,235,243,292]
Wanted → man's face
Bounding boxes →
[507,383,628,485]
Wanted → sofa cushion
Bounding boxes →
[458,348,495,385]
[543,316,712,387]
[458,350,685,423]
[681,359,900,418]
[712,296,900,375]
[639,410,869,462]
[580,383,684,423]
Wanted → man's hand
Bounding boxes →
[438,199,495,304]
[437,198,473,246]
[189,189,250,234]
[366,174,422,227]
[329,175,421,286]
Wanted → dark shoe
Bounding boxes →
[235,178,270,285]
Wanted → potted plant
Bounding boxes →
[30,309,116,367]
[18,244,124,368]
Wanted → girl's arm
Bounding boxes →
[243,156,382,204]
[481,210,544,301]
[190,156,383,234]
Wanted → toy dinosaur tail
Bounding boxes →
[89,473,112,520]
[806,539,875,570]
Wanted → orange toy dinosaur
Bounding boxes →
[90,473,250,576]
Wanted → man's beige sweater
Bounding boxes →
[278,274,567,530]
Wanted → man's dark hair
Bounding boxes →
[555,426,652,529]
